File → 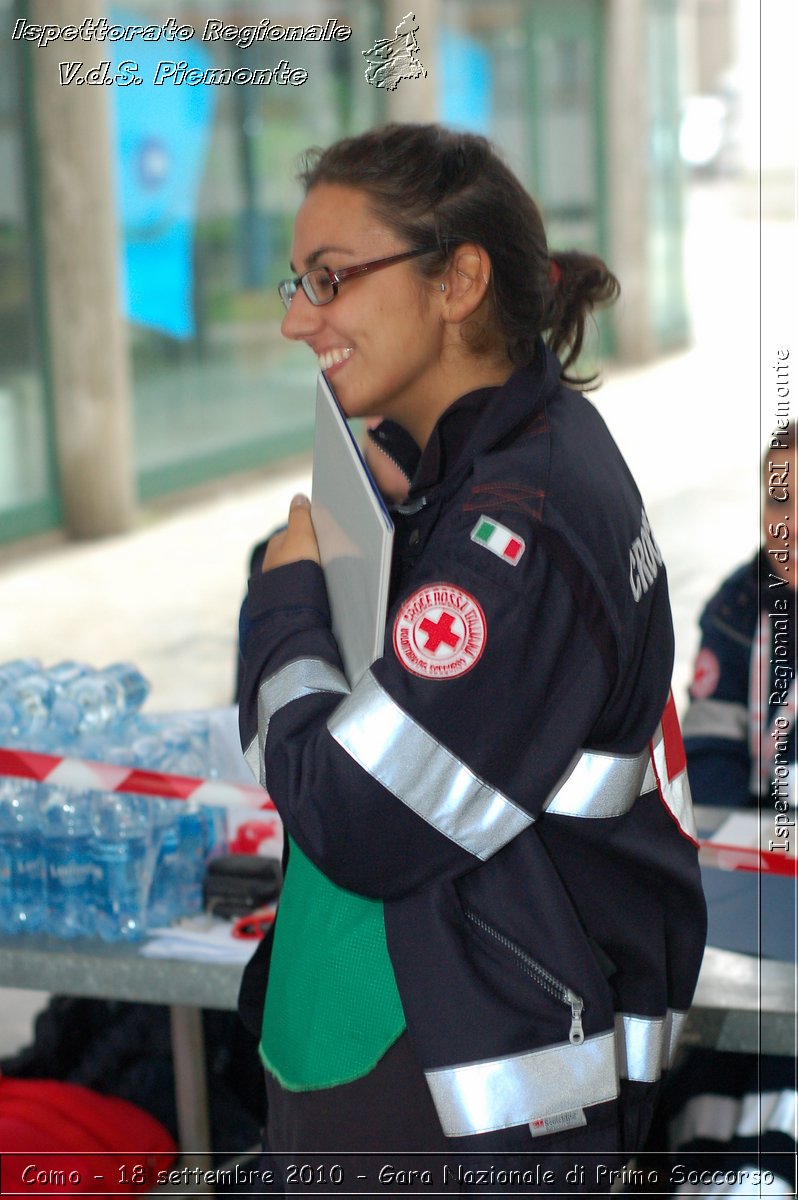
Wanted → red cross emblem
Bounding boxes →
[418,612,461,653]
[393,583,487,680]
[689,647,720,699]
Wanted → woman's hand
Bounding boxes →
[262,494,320,572]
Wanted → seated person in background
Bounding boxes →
[681,421,795,807]
[650,422,796,1195]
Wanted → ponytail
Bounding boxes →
[545,251,620,387]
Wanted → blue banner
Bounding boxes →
[439,31,492,134]
[111,14,215,339]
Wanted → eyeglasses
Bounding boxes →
[278,245,443,310]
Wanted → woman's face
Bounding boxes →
[281,183,447,441]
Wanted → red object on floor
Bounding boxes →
[0,1078,177,1196]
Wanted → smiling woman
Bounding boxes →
[276,182,513,448]
[236,123,707,1194]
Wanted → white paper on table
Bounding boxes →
[141,916,263,964]
[706,812,761,848]
[708,811,795,856]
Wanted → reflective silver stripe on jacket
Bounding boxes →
[327,670,533,860]
[543,746,651,818]
[616,1010,687,1083]
[425,1032,617,1137]
[244,657,350,785]
[425,1012,686,1137]
[248,660,691,851]
[542,727,696,830]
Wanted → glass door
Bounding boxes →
[0,0,60,543]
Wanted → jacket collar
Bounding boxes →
[368,340,562,500]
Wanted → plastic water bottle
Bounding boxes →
[61,662,150,735]
[148,799,183,927]
[0,778,45,934]
[45,666,98,753]
[171,715,213,774]
[91,792,152,942]
[102,663,150,712]
[48,660,92,691]
[203,805,228,862]
[159,727,208,777]
[0,671,55,745]
[41,787,96,938]
[0,658,42,691]
[177,806,208,916]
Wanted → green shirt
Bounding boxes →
[260,838,406,1090]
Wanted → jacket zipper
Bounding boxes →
[372,444,413,489]
[464,909,585,1045]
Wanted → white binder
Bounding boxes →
[311,374,395,686]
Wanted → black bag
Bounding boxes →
[203,854,282,919]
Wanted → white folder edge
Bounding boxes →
[311,374,394,686]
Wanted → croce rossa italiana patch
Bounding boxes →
[393,583,486,679]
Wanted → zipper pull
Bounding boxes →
[566,992,584,1045]
[396,495,428,516]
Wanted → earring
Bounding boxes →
[439,283,447,292]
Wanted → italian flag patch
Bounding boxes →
[470,515,526,565]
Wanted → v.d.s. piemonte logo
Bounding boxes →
[362,11,426,90]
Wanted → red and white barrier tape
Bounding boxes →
[0,746,274,811]
[699,839,797,878]
[6,746,793,873]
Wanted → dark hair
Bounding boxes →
[298,123,619,387]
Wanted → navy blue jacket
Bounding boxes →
[238,344,706,1154]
